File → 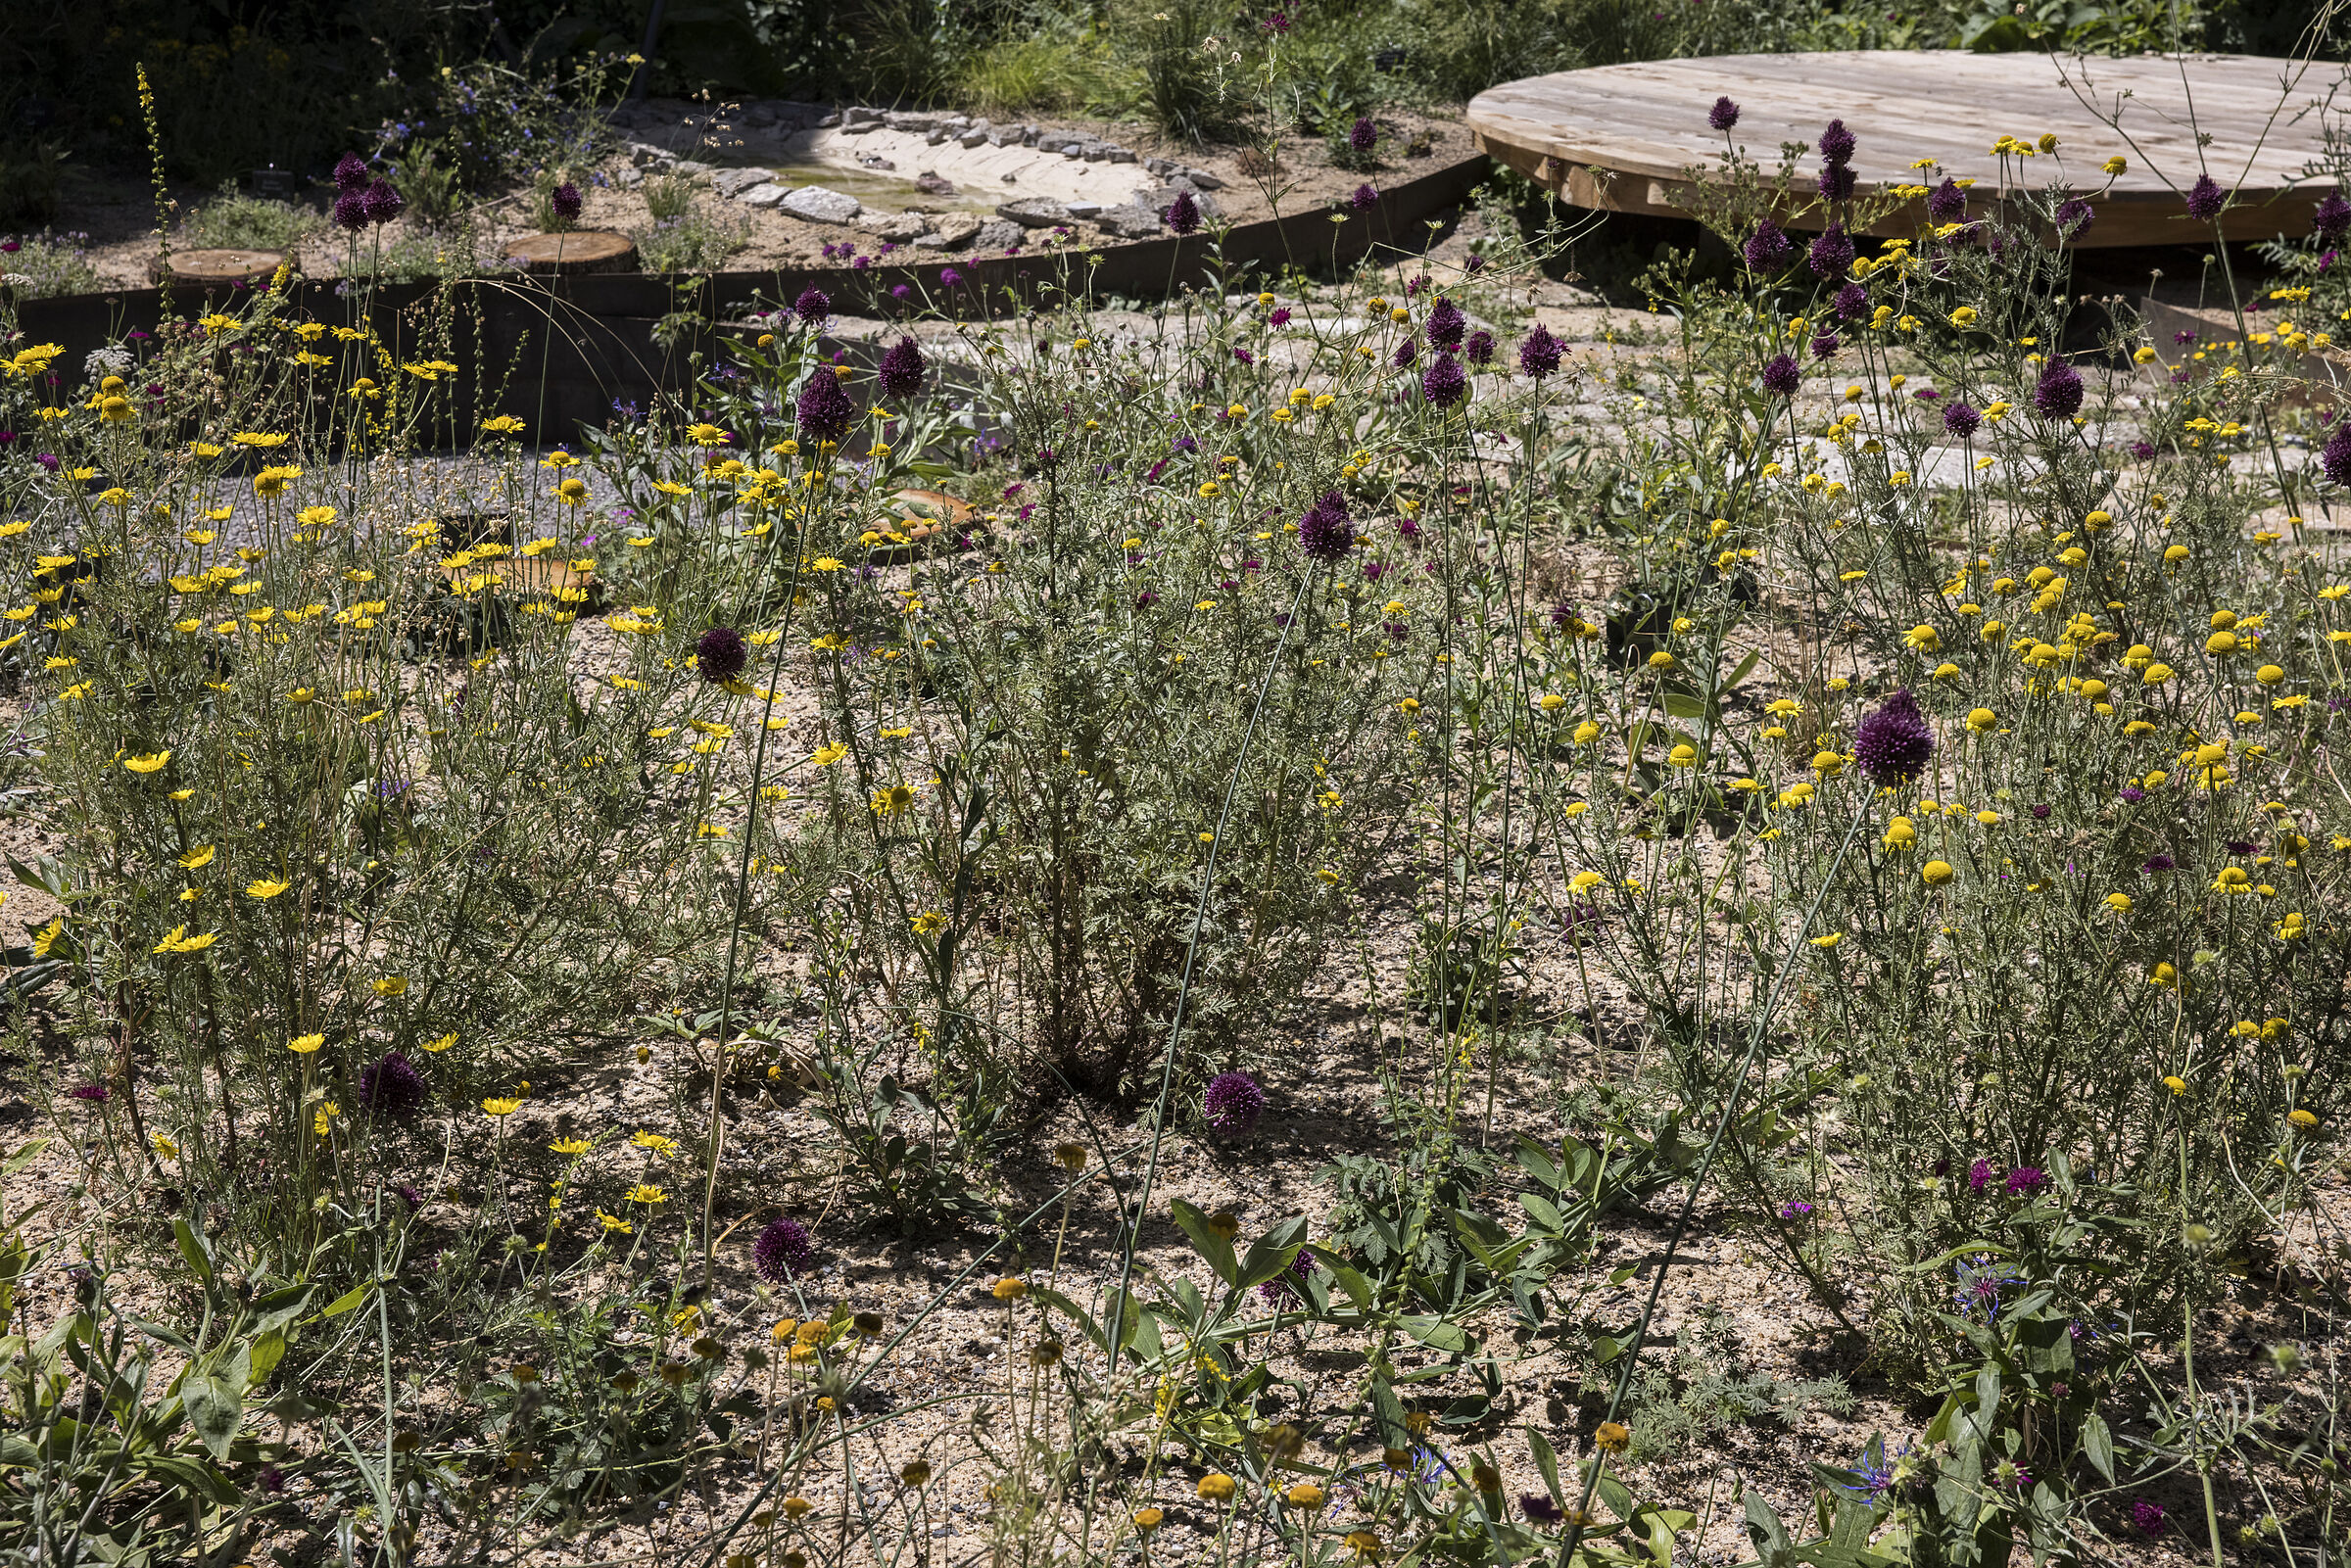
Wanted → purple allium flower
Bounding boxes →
[256,1464,287,1494]
[1853,688,1934,785]
[1927,177,1967,224]
[1968,1158,1992,1192]
[1808,223,1855,278]
[1708,96,1740,131]
[938,266,963,288]
[1393,336,1416,367]
[1522,1493,1564,1525]
[696,626,748,683]
[2131,439,2156,460]
[1518,324,1562,380]
[2033,359,2084,420]
[1349,182,1379,211]
[2054,198,2093,235]
[2030,803,2051,820]
[1165,191,1201,234]
[1943,401,1982,439]
[1349,116,1378,154]
[1257,1247,1316,1301]
[2120,785,2146,803]
[1834,282,1868,319]
[361,179,404,225]
[334,153,368,192]
[2226,837,2256,855]
[68,1082,109,1102]
[1202,1070,1266,1136]
[879,335,926,398]
[1818,164,1856,202]
[2133,1499,2168,1536]
[1298,490,1355,562]
[2325,422,2351,488]
[2184,173,2226,221]
[2004,1166,2048,1198]
[2317,191,2351,242]
[1742,219,1792,270]
[1463,329,1495,365]
[552,182,583,222]
[1424,297,1466,347]
[753,1215,817,1281]
[793,286,831,323]
[1760,354,1800,396]
[2141,854,2176,873]
[393,1184,424,1212]
[333,189,368,231]
[1817,119,1857,166]
[359,1051,428,1121]
[1809,331,1840,359]
[795,368,855,442]
[1421,352,1468,407]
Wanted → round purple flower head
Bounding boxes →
[1809,331,1840,360]
[2324,422,2351,488]
[879,335,927,398]
[1421,352,1468,407]
[753,1216,817,1282]
[2033,359,2084,420]
[1298,490,1355,562]
[1834,282,1869,320]
[1518,324,1562,380]
[1817,164,1856,202]
[2317,190,2351,243]
[1202,1070,1266,1137]
[793,286,831,324]
[1392,335,1416,367]
[1708,96,1740,132]
[1807,223,1855,278]
[68,1082,109,1102]
[2004,1165,2048,1198]
[696,626,748,683]
[334,153,369,193]
[361,179,404,226]
[1349,116,1378,154]
[1853,688,1935,785]
[1817,119,1856,166]
[1742,220,1792,271]
[1927,178,1967,225]
[552,182,583,222]
[1164,191,1201,234]
[2141,854,2176,874]
[1943,401,1982,439]
[795,367,855,442]
[2132,1499,2167,1537]
[333,189,368,232]
[1424,297,1466,348]
[2054,198,2092,236]
[1759,354,1800,396]
[1349,182,1379,212]
[1463,328,1495,365]
[358,1051,428,1121]
[2184,173,2226,221]
[1258,1247,1316,1302]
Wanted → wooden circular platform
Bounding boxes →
[149,248,287,287]
[501,231,639,276]
[1469,51,2337,247]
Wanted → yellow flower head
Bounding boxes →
[288,1033,325,1054]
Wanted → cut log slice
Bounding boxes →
[501,231,640,275]
[150,249,288,287]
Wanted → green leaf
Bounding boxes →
[1399,1314,1468,1354]
[1368,1372,1409,1448]
[1032,1287,1105,1352]
[1168,1199,1239,1287]
[314,1282,371,1320]
[248,1283,313,1337]
[1235,1213,1311,1292]
[180,1372,241,1461]
[1,1138,48,1178]
[1308,1247,1371,1308]
[1518,1192,1566,1234]
[171,1217,213,1286]
[1658,691,1710,721]
[2080,1411,2115,1483]
[1722,646,1761,689]
[1525,1425,1563,1503]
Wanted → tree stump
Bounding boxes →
[149,249,288,288]
[501,231,639,276]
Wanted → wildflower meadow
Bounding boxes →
[7,57,2351,1568]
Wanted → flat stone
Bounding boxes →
[885,111,942,132]
[997,197,1071,228]
[843,107,884,125]
[1065,200,1101,218]
[974,219,1026,250]
[738,182,790,207]
[1182,167,1224,190]
[856,153,898,170]
[915,170,956,197]
[858,211,931,242]
[912,212,984,250]
[958,127,989,148]
[713,166,775,198]
[1094,205,1164,239]
[780,186,862,224]
[927,129,949,145]
[1109,148,1136,164]
[819,111,843,127]
[841,121,878,135]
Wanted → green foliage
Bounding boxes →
[0,229,103,300]
[184,185,319,253]
[1621,1307,1853,1460]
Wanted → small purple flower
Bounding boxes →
[1270,306,1292,325]
[1463,329,1494,365]
[696,626,748,683]
[1760,354,1800,396]
[1780,1200,1816,1220]
[1518,324,1562,380]
[1708,96,1740,131]
[2130,440,2156,461]
[69,1083,109,1102]
[2324,422,2351,488]
[1424,297,1466,347]
[795,368,855,442]
[358,1051,428,1121]
[1349,183,1379,211]
[938,266,963,288]
[1818,164,1856,202]
[1522,1493,1564,1525]
[1968,1158,1993,1192]
[1927,177,1967,224]
[753,1215,817,1281]
[335,153,369,192]
[361,179,404,225]
[2004,1166,2048,1198]
[794,286,831,323]
[1421,352,1467,407]
[1742,219,1792,270]
[1808,223,1855,278]
[1834,282,1868,319]
[2030,803,2051,820]
[1298,491,1355,562]
[2184,173,2226,221]
[1202,1070,1266,1136]
[1943,401,1982,439]
[879,335,926,398]
[1257,1247,1317,1302]
[333,189,368,231]
[1392,336,1416,367]
[2120,785,2146,803]
[1817,119,1857,166]
[2055,198,2093,236]
[2316,190,2351,242]
[393,1184,424,1212]
[2033,359,2084,420]
[1349,116,1378,154]
[2133,1499,2168,1537]
[1853,688,1934,784]
[1809,331,1840,360]
[1165,191,1201,234]
[551,182,582,222]
[2141,854,2176,873]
